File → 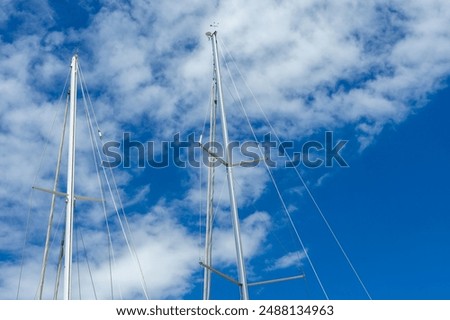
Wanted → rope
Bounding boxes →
[219,38,371,299]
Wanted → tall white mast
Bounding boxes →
[203,81,217,300]
[63,54,78,300]
[206,31,249,300]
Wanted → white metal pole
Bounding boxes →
[64,54,78,300]
[209,31,249,300]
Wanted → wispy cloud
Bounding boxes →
[265,251,307,272]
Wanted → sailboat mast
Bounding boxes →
[63,54,78,300]
[208,31,249,300]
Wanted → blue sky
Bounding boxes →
[1,0,450,300]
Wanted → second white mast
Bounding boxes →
[206,31,249,300]
[63,54,78,300]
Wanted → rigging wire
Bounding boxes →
[198,160,203,260]
[80,70,117,299]
[219,38,372,299]
[50,203,68,299]
[77,78,113,300]
[54,226,65,299]
[53,202,69,299]
[37,90,70,300]
[219,45,329,299]
[79,67,124,299]
[17,68,70,299]
[75,228,82,299]
[198,84,212,260]
[109,167,149,299]
[78,228,98,299]
[78,64,149,299]
[223,82,307,275]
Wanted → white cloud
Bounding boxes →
[210,211,271,267]
[89,204,200,299]
[49,0,450,146]
[266,250,307,272]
